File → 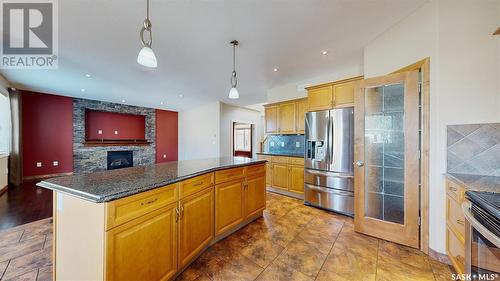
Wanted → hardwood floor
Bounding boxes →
[0,182,53,231]
[0,192,454,281]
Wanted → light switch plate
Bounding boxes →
[281,142,285,147]
[296,142,301,148]
[270,142,275,147]
[53,161,59,166]
[98,130,102,135]
[36,162,42,168]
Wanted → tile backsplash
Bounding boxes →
[264,135,305,155]
[447,123,500,176]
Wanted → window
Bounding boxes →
[234,123,251,152]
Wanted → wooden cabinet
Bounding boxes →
[106,204,178,281]
[264,98,306,135]
[307,86,333,111]
[288,165,304,194]
[295,100,307,133]
[245,174,266,218]
[215,180,244,235]
[272,163,289,190]
[306,77,362,112]
[179,187,214,268]
[445,178,467,275]
[278,103,296,133]
[265,106,279,134]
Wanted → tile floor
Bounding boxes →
[0,192,455,281]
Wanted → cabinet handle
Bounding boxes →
[456,219,465,226]
[180,206,184,220]
[193,181,204,187]
[449,186,457,192]
[141,198,158,206]
[175,207,179,222]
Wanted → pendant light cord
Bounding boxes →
[230,40,238,87]
[146,0,150,20]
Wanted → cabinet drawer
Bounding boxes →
[180,173,214,198]
[106,184,178,230]
[447,226,465,274]
[289,157,304,166]
[447,179,465,203]
[215,167,245,184]
[246,164,266,177]
[447,195,465,241]
[272,156,289,164]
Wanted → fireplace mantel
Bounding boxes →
[83,140,151,147]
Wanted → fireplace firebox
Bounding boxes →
[107,151,133,170]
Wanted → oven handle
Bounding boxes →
[462,202,500,248]
[305,169,354,179]
[305,184,354,197]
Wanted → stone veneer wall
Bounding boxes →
[73,98,156,174]
[447,123,500,176]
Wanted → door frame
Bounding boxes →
[232,121,255,158]
[392,58,430,254]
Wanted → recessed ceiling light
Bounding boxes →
[85,74,91,78]
[160,101,164,105]
[179,94,184,98]
[321,50,328,55]
[273,68,279,72]
[121,99,126,103]
[80,88,86,92]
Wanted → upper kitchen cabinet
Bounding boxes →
[306,76,363,112]
[264,98,307,135]
[265,106,279,134]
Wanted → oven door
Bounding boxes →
[463,202,500,280]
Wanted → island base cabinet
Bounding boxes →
[179,187,214,268]
[245,174,266,218]
[106,204,178,281]
[215,180,244,235]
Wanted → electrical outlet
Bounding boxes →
[270,142,275,147]
[53,161,59,167]
[163,154,167,159]
[36,162,42,168]
[296,142,301,148]
[281,142,285,147]
[98,130,102,135]
[114,131,118,135]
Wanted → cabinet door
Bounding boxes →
[295,100,308,134]
[265,106,279,134]
[245,174,266,218]
[179,187,214,268]
[333,81,355,107]
[307,86,333,111]
[266,162,272,186]
[215,180,244,235]
[106,204,177,281]
[272,163,288,190]
[288,165,304,194]
[278,103,296,133]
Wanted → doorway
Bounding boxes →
[233,122,253,158]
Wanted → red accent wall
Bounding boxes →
[85,109,146,140]
[156,109,178,163]
[22,91,74,177]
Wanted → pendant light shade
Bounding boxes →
[138,0,157,68]
[137,46,157,68]
[228,40,239,99]
[229,87,239,99]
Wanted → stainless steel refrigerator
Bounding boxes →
[304,108,354,216]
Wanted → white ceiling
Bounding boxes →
[1,0,426,111]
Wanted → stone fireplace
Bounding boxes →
[107,151,133,170]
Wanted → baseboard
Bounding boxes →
[429,248,452,265]
[266,186,304,200]
[23,172,74,182]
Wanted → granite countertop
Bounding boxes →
[256,152,304,158]
[37,157,267,203]
[445,173,500,193]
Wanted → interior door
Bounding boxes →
[354,70,420,248]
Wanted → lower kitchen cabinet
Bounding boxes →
[179,187,214,268]
[106,204,178,281]
[272,163,289,190]
[445,178,466,275]
[215,180,244,235]
[245,174,266,217]
[289,165,304,194]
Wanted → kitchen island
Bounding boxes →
[37,157,267,281]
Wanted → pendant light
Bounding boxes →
[137,0,157,68]
[228,40,239,99]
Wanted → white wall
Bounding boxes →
[219,103,263,157]
[178,102,221,160]
[364,0,500,254]
[0,94,10,154]
[267,56,364,103]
